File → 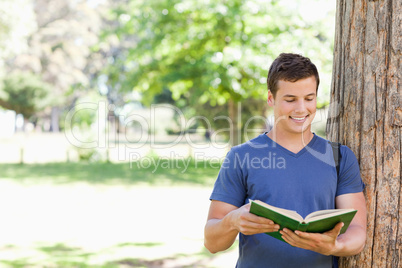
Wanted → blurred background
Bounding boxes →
[0,0,335,267]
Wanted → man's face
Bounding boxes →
[267,76,317,136]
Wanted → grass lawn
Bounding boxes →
[0,159,221,186]
[0,160,238,268]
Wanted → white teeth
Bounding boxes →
[291,116,306,121]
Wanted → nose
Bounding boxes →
[294,99,307,113]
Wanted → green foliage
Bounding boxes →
[0,72,51,119]
[108,0,266,104]
[75,146,101,162]
[106,0,333,102]
[99,0,335,143]
[63,92,106,129]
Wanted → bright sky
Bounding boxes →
[298,0,336,22]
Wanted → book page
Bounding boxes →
[252,200,303,222]
[305,209,356,222]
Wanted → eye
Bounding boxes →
[306,98,314,101]
[285,99,295,103]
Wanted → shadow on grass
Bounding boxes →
[0,241,235,268]
[0,159,221,186]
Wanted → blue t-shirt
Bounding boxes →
[210,133,364,268]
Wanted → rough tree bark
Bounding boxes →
[327,0,401,267]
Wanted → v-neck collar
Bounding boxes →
[262,132,318,158]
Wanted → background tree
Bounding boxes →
[327,0,401,267]
[8,0,109,132]
[0,71,51,127]
[104,0,335,145]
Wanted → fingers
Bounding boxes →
[238,215,280,234]
[238,223,280,235]
[247,212,275,225]
[281,228,324,251]
[243,203,277,225]
[280,228,300,245]
[247,217,280,231]
[235,205,280,235]
[280,223,345,255]
[282,222,344,240]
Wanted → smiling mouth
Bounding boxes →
[290,115,309,121]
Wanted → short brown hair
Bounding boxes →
[267,53,320,97]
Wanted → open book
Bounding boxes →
[249,200,357,243]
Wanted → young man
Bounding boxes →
[204,53,366,267]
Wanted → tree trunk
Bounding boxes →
[228,99,241,146]
[327,0,401,267]
[50,106,60,132]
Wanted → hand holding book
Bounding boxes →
[280,221,346,255]
[232,202,280,236]
[249,200,357,243]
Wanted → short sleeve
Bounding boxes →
[209,148,247,208]
[336,146,365,196]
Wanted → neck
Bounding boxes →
[267,128,314,153]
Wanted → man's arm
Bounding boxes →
[204,200,280,254]
[333,192,367,255]
[280,192,367,256]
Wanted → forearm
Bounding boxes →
[205,201,280,253]
[333,225,366,256]
[204,215,239,254]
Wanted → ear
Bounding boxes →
[267,90,275,107]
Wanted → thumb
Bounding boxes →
[334,222,345,235]
[325,222,344,236]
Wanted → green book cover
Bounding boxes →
[249,200,357,243]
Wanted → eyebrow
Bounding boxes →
[283,93,316,98]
